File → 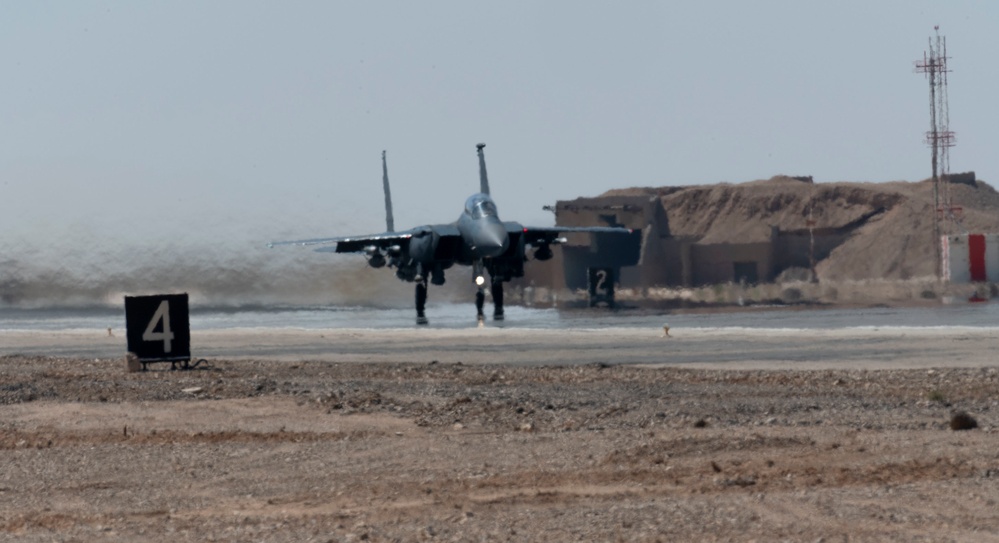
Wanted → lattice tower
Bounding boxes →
[915,26,959,276]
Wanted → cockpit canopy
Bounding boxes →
[464,193,499,220]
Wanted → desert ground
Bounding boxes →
[3,326,999,541]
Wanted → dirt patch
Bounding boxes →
[3,354,999,541]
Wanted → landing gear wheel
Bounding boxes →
[475,289,485,322]
[415,280,429,325]
[491,281,504,321]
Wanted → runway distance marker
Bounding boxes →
[124,293,201,370]
[588,267,616,308]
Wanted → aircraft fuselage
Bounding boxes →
[270,144,637,325]
[457,193,509,260]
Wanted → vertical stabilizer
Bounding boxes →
[382,150,395,232]
[476,143,490,196]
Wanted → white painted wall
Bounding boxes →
[942,234,999,283]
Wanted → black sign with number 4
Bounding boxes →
[124,293,191,361]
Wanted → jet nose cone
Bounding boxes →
[475,222,509,258]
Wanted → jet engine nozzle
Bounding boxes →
[364,246,387,268]
[533,244,554,261]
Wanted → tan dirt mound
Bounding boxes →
[604,175,999,281]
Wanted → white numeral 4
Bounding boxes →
[143,300,175,353]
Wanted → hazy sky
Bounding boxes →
[2,1,996,248]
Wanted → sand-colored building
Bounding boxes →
[520,173,999,291]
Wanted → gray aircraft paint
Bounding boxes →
[382,151,395,233]
[477,143,490,196]
[270,144,636,324]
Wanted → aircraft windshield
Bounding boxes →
[464,194,499,219]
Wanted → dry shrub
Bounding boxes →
[950,411,978,431]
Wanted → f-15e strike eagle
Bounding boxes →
[271,144,635,324]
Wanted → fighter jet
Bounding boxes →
[271,144,636,324]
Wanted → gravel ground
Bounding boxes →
[3,349,999,542]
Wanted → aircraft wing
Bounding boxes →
[269,225,461,254]
[517,225,635,246]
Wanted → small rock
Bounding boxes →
[722,476,756,487]
[950,411,978,431]
[125,353,142,373]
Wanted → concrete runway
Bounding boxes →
[2,326,997,370]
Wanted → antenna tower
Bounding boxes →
[915,26,959,278]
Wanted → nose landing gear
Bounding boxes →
[475,289,485,323]
[474,277,505,323]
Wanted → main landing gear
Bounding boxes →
[412,268,505,326]
[492,281,504,321]
[415,278,428,325]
